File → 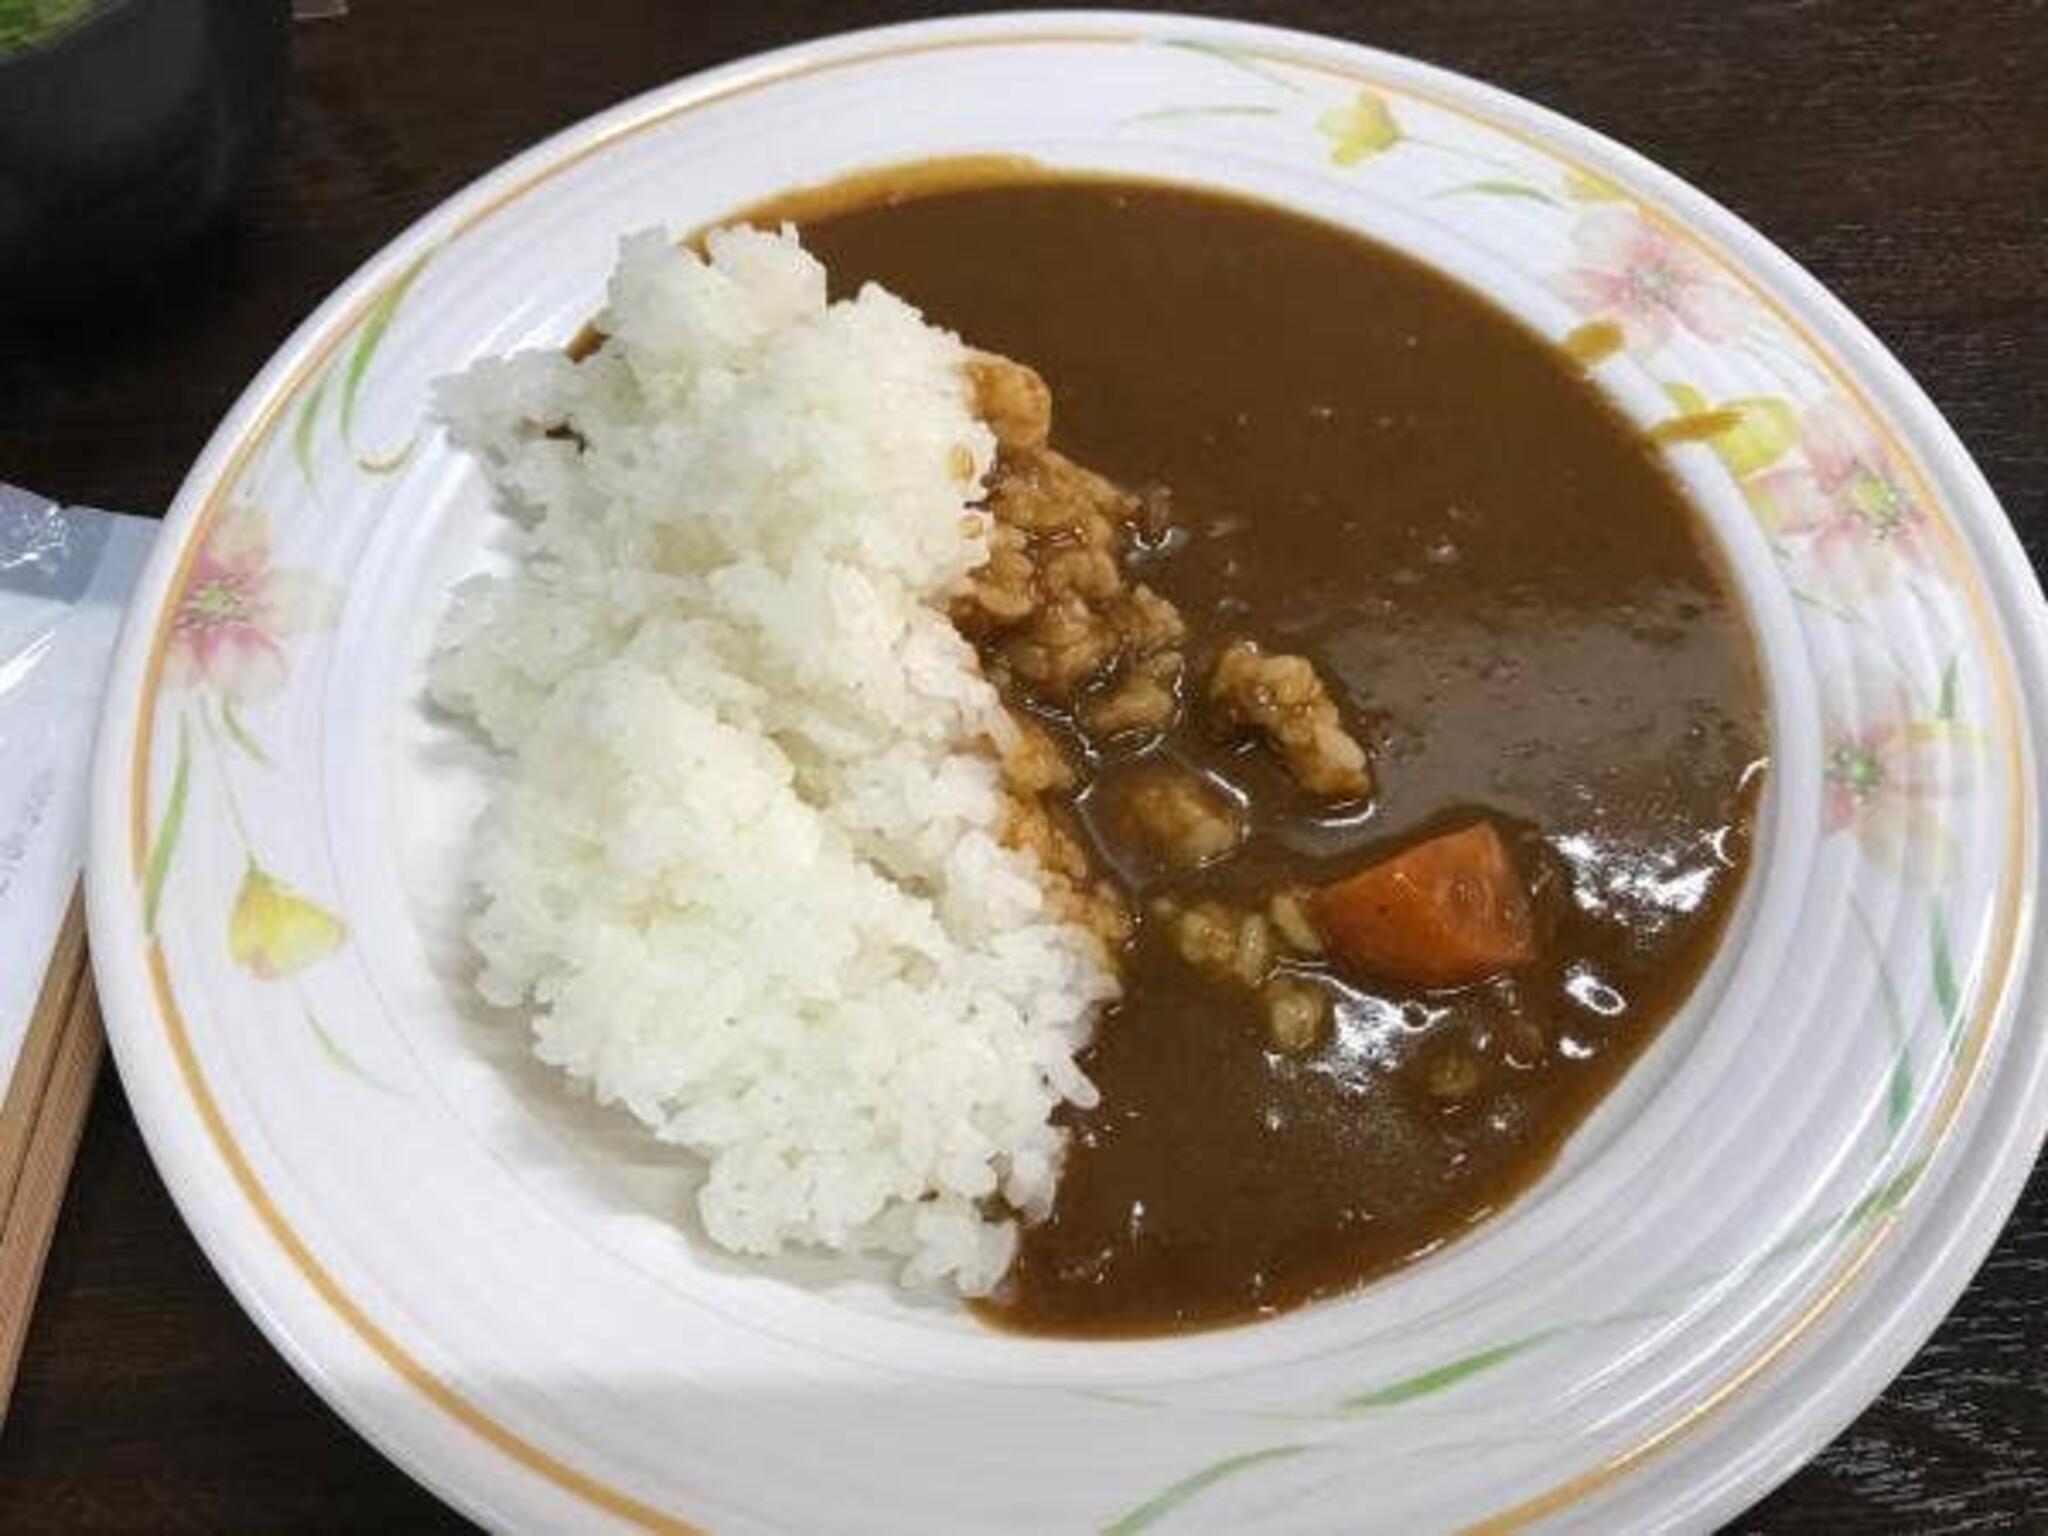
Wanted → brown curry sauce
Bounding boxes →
[774,173,1766,1335]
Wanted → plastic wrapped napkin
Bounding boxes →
[0,484,153,1090]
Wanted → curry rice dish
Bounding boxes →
[436,169,1766,1338]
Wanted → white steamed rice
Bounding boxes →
[429,225,1115,1294]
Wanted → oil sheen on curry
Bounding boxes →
[791,173,1766,1336]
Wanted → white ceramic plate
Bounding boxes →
[88,13,2048,1534]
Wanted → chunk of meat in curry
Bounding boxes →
[1209,638,1371,800]
[1104,762,1245,873]
[1151,892,1335,1054]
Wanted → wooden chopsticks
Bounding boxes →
[0,888,103,1417]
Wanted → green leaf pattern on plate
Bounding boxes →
[291,367,331,490]
[1340,1333,1554,1410]
[1158,38,1307,95]
[218,697,272,767]
[143,713,191,935]
[1125,103,1280,124]
[1100,1445,1316,1536]
[1432,179,1560,205]
[1931,904,1963,1052]
[288,252,433,486]
[341,252,431,471]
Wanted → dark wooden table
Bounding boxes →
[3,2,2043,1530]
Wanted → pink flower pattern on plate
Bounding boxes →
[1749,398,1930,597]
[1824,685,1970,879]
[1558,207,1749,352]
[165,501,329,703]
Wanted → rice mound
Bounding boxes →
[430,226,1115,1294]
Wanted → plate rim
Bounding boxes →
[85,11,2048,1534]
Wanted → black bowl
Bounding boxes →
[0,0,289,306]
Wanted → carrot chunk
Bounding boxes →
[1311,821,1535,988]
